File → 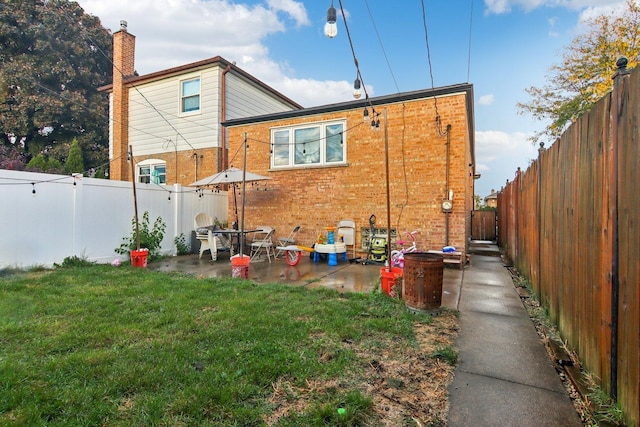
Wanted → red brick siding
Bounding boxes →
[226,94,472,256]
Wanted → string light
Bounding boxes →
[353,78,362,99]
[324,1,338,38]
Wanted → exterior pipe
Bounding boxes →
[444,125,451,246]
[221,63,233,171]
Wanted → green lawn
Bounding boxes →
[0,264,454,426]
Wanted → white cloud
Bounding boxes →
[484,0,626,15]
[266,0,310,27]
[478,94,495,105]
[78,0,352,107]
[474,130,539,194]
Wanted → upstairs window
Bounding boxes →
[271,121,346,168]
[181,78,200,113]
[138,159,166,184]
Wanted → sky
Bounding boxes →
[76,0,628,199]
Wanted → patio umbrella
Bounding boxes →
[190,167,270,187]
[189,166,271,234]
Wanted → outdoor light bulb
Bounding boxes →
[363,107,369,123]
[353,78,362,99]
[324,4,337,38]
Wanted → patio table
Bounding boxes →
[213,229,259,256]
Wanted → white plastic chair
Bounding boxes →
[249,226,275,263]
[194,213,229,260]
[337,219,356,259]
[194,212,214,229]
[276,225,301,257]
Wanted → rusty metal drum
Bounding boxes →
[402,253,444,311]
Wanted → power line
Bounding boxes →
[468,0,474,83]
[363,0,401,93]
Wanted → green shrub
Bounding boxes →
[174,233,190,255]
[55,255,95,268]
[115,211,166,261]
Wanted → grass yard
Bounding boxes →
[0,264,458,426]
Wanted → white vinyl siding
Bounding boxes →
[127,69,220,156]
[125,65,298,157]
[224,73,298,119]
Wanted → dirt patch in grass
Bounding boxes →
[264,309,460,426]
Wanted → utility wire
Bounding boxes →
[467,0,474,83]
[420,0,449,137]
[363,0,401,93]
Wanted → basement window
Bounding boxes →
[271,121,346,168]
[181,78,200,114]
[137,159,166,184]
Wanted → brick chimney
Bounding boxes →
[110,20,135,181]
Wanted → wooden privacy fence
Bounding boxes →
[471,210,497,241]
[498,64,639,426]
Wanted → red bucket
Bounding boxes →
[380,267,403,297]
[231,254,250,279]
[131,249,148,268]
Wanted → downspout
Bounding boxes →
[609,57,629,400]
[444,124,452,246]
[221,63,233,172]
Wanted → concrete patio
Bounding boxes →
[148,251,463,310]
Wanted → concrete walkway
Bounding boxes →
[447,241,582,426]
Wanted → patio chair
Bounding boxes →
[337,219,357,259]
[194,212,214,229]
[193,213,229,260]
[198,229,231,261]
[249,226,275,263]
[275,225,301,257]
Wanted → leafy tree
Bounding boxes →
[0,144,27,170]
[64,138,85,173]
[26,153,63,173]
[0,1,112,170]
[517,0,640,144]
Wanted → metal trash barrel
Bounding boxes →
[402,253,444,311]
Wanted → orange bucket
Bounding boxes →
[231,254,250,279]
[380,267,403,297]
[131,249,148,268]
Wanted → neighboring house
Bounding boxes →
[223,85,476,257]
[484,189,498,208]
[98,21,302,184]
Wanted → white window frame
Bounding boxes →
[137,159,166,184]
[270,120,346,169]
[180,77,201,115]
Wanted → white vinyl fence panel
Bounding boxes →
[0,169,227,268]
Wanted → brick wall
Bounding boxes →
[111,25,135,181]
[132,148,221,185]
[226,94,473,257]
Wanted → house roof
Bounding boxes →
[222,83,475,167]
[97,56,303,110]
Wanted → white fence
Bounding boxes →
[0,169,228,268]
